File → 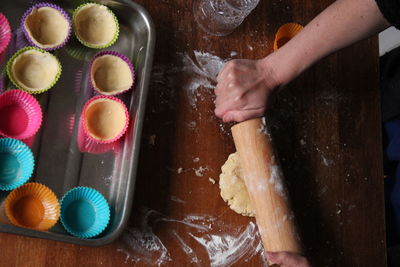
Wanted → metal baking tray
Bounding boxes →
[0,0,155,245]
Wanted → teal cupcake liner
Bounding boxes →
[6,46,62,94]
[72,3,119,49]
[0,138,34,190]
[60,187,110,238]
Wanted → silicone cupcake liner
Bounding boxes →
[65,37,92,61]
[82,95,129,144]
[77,114,121,154]
[0,138,34,191]
[21,3,71,51]
[72,3,119,49]
[89,51,135,96]
[0,13,11,55]
[273,23,304,51]
[60,187,110,238]
[13,27,31,51]
[0,89,43,140]
[7,46,62,94]
[4,182,60,230]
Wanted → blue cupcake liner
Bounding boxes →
[21,3,71,51]
[60,187,110,238]
[0,138,34,190]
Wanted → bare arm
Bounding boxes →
[215,0,390,122]
[268,0,390,84]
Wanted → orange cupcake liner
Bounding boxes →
[273,23,304,51]
[4,182,60,231]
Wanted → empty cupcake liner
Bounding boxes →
[7,46,62,94]
[4,182,60,230]
[273,23,304,51]
[82,95,130,144]
[21,3,71,51]
[72,3,119,49]
[89,50,135,96]
[60,187,110,238]
[0,138,34,191]
[0,89,43,140]
[0,13,11,55]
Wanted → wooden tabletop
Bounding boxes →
[0,0,387,266]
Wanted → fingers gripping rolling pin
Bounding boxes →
[231,118,303,265]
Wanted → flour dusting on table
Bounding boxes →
[117,207,265,266]
[189,222,265,267]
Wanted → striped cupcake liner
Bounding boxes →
[81,95,130,144]
[0,89,43,140]
[89,50,135,96]
[21,3,71,51]
[72,3,119,49]
[60,187,110,238]
[0,13,11,55]
[0,138,34,191]
[4,182,60,230]
[6,46,62,94]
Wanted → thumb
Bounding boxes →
[222,108,265,123]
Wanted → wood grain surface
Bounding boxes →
[0,0,387,266]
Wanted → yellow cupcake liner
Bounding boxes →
[6,46,62,94]
[72,3,120,49]
[4,182,60,231]
[273,23,304,51]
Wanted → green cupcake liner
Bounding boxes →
[72,3,119,49]
[6,46,62,94]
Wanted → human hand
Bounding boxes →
[214,57,281,123]
[266,251,312,267]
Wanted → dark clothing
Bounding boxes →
[375,0,400,29]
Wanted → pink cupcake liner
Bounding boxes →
[81,95,129,144]
[21,3,71,51]
[89,51,135,96]
[77,114,121,154]
[0,13,11,55]
[0,89,43,140]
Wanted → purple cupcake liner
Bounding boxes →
[89,50,135,96]
[21,2,71,51]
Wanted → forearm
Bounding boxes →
[267,0,390,84]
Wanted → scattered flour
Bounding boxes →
[321,155,334,167]
[194,166,209,177]
[150,50,226,117]
[267,164,286,198]
[209,177,216,184]
[189,222,265,267]
[181,51,225,107]
[118,207,265,266]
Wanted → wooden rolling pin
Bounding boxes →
[231,118,302,264]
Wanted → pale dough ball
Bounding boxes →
[219,152,255,217]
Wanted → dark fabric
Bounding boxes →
[381,46,400,121]
[375,0,400,29]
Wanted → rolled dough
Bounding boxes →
[219,152,255,217]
